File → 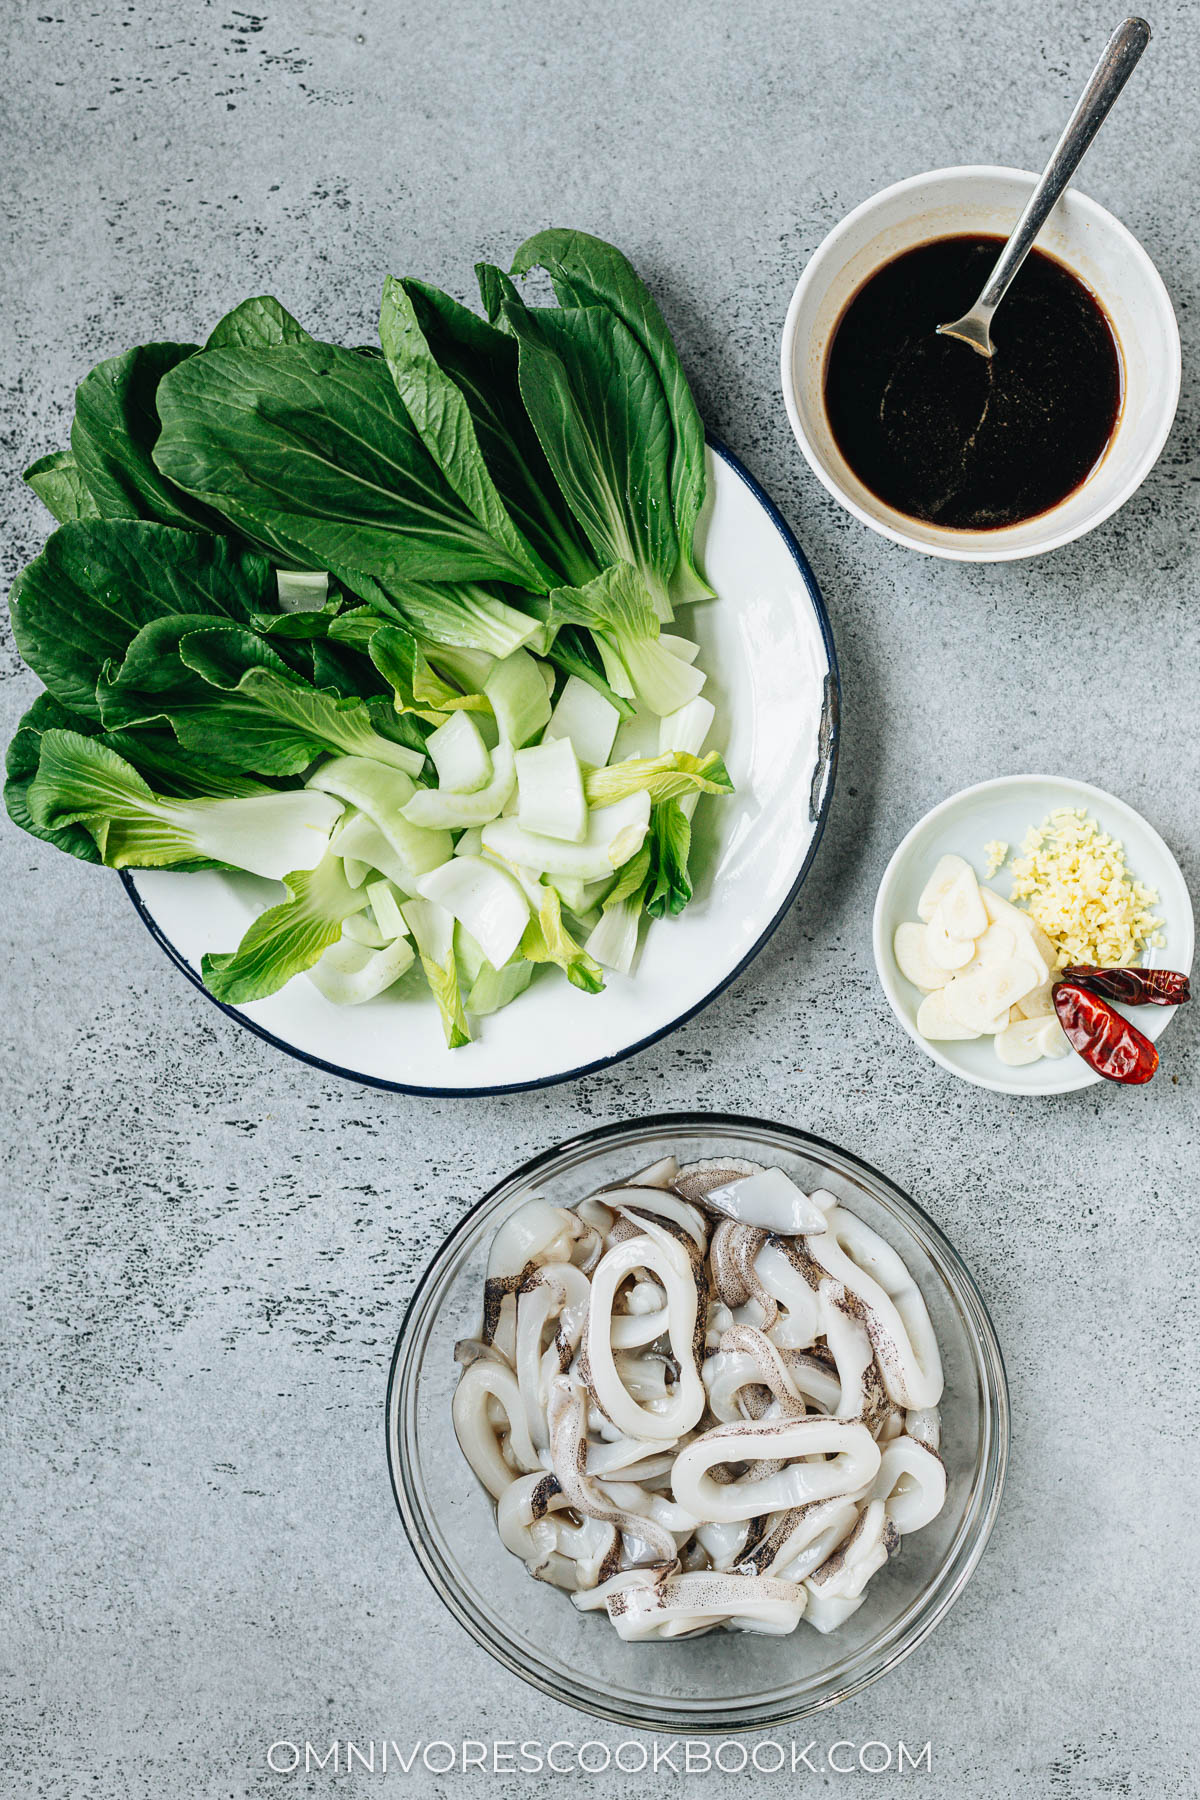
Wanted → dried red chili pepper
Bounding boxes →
[1052,981,1159,1085]
[1061,965,1191,1007]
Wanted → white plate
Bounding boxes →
[124,443,839,1094]
[873,775,1194,1095]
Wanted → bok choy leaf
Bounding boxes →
[386,278,597,588]
[519,885,605,994]
[510,228,712,604]
[542,563,704,716]
[379,277,556,592]
[202,853,366,1003]
[28,730,342,877]
[583,749,732,807]
[71,342,225,532]
[98,619,426,776]
[502,301,679,618]
[153,341,551,590]
[9,520,273,719]
[23,451,101,524]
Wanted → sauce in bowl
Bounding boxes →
[823,234,1122,530]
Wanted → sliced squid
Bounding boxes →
[800,1208,943,1410]
[580,1217,706,1440]
[671,1417,880,1523]
[597,1571,807,1640]
[451,1358,541,1499]
[453,1152,949,1642]
[701,1166,829,1236]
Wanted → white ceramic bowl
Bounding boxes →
[873,775,1194,1095]
[122,444,839,1095]
[781,166,1180,561]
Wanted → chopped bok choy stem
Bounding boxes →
[309,931,415,1003]
[543,673,620,768]
[514,737,587,842]
[482,789,651,881]
[416,855,531,969]
[401,741,516,829]
[426,711,492,793]
[308,757,452,885]
[402,898,471,1047]
[484,649,552,748]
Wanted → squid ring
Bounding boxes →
[451,1358,541,1499]
[580,1221,706,1440]
[671,1416,881,1523]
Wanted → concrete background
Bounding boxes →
[2,1,1197,1794]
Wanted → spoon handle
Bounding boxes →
[974,17,1151,321]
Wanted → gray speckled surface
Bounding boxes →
[2,1,1198,1793]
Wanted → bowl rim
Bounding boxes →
[118,438,841,1099]
[779,163,1182,563]
[385,1112,1010,1732]
[872,772,1196,1095]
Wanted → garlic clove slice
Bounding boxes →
[893,921,951,991]
[917,853,970,921]
[916,989,981,1040]
[943,959,1040,1033]
[936,865,988,942]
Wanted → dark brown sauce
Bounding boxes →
[823,234,1122,530]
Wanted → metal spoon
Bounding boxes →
[937,17,1151,358]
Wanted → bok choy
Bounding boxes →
[7,228,734,1046]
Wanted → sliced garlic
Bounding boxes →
[1035,1016,1070,1058]
[916,989,981,1040]
[944,959,1040,1033]
[936,866,988,942]
[917,853,970,922]
[924,911,976,971]
[893,921,951,991]
[1014,982,1055,1020]
[980,886,1057,978]
[995,1016,1053,1066]
[957,921,1017,978]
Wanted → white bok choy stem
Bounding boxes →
[416,855,530,969]
[401,741,517,830]
[483,789,650,881]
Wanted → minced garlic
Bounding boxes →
[1008,808,1163,969]
[983,840,1009,878]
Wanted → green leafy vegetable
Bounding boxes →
[27,730,341,877]
[6,694,104,862]
[543,563,705,716]
[503,301,679,617]
[519,885,605,993]
[645,798,693,917]
[402,898,472,1046]
[202,854,366,1003]
[333,566,542,660]
[584,749,732,807]
[23,451,101,524]
[511,228,712,603]
[391,279,597,586]
[205,295,313,352]
[71,342,224,530]
[9,519,272,719]
[367,621,490,721]
[98,618,425,776]
[4,228,732,1041]
[379,276,555,591]
[153,340,550,589]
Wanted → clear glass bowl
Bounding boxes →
[386,1115,1009,1732]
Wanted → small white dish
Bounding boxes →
[873,775,1194,1095]
[780,166,1181,561]
[123,443,839,1095]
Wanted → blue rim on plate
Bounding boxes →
[119,439,841,1097]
